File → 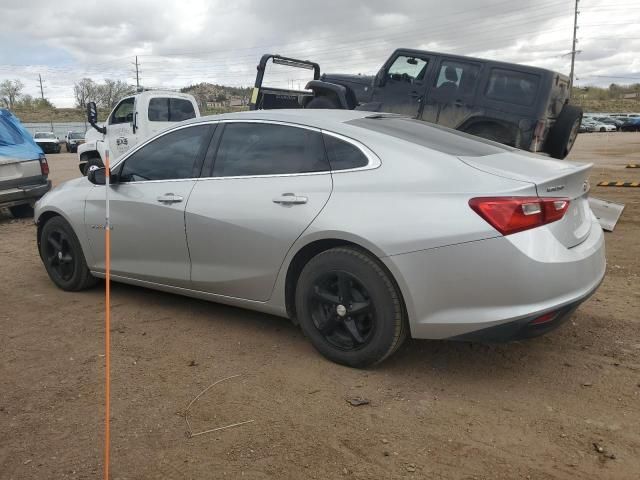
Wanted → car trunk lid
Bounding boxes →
[458,152,593,248]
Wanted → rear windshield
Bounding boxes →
[148,98,196,122]
[347,116,509,156]
[0,116,25,146]
[68,132,84,139]
[485,69,539,106]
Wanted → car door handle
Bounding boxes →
[156,193,184,204]
[453,99,464,107]
[272,193,308,205]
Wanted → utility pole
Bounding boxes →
[133,56,140,90]
[38,74,54,132]
[569,0,580,98]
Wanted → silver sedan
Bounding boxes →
[35,110,606,367]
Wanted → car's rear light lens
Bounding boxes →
[39,155,49,176]
[469,196,570,235]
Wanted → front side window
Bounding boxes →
[485,69,539,106]
[109,98,135,125]
[212,123,329,177]
[434,60,480,97]
[119,125,211,182]
[323,134,368,170]
[387,56,428,83]
[148,98,196,122]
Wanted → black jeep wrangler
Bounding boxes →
[250,50,582,159]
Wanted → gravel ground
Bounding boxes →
[1,133,639,479]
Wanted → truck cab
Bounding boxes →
[78,90,200,175]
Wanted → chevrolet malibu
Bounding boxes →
[35,110,606,367]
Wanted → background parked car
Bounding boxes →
[592,116,623,130]
[0,109,51,218]
[64,131,85,153]
[33,132,61,154]
[621,117,640,132]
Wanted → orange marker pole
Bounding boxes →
[104,149,111,480]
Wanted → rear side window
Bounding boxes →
[148,98,196,122]
[119,125,210,182]
[323,134,368,170]
[485,69,539,106]
[213,123,329,177]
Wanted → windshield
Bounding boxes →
[35,132,56,139]
[68,132,84,139]
[348,115,510,157]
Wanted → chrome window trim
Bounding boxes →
[109,118,381,185]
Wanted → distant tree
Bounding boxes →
[34,97,55,109]
[73,78,98,108]
[0,79,24,110]
[216,92,227,102]
[97,79,135,109]
[17,94,34,109]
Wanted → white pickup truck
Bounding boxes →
[79,90,200,174]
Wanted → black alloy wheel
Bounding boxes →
[309,271,376,351]
[295,247,407,368]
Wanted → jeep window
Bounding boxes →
[109,97,135,125]
[434,61,480,96]
[323,134,368,170]
[485,69,539,106]
[148,98,196,122]
[387,56,428,83]
[119,125,210,182]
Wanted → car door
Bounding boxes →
[421,58,481,127]
[186,121,332,301]
[371,53,434,117]
[85,123,214,287]
[107,97,138,159]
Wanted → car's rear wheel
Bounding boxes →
[9,204,34,218]
[295,247,407,368]
[545,105,582,159]
[40,216,97,291]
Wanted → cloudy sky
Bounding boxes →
[0,0,638,107]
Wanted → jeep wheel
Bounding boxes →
[306,96,340,109]
[545,105,582,159]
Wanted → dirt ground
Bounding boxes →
[1,133,639,480]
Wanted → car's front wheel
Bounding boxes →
[40,216,98,291]
[295,247,407,368]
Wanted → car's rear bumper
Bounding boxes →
[383,218,606,341]
[0,180,52,208]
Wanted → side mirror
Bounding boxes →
[87,101,107,135]
[87,166,106,185]
[87,101,98,124]
[375,70,386,87]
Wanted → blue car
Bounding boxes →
[621,117,640,132]
[0,109,51,217]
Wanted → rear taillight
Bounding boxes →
[39,155,49,176]
[469,196,570,235]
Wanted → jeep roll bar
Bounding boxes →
[250,54,321,110]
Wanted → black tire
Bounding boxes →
[9,204,34,218]
[40,216,98,291]
[83,156,104,176]
[295,247,407,368]
[599,127,606,132]
[545,105,583,159]
[306,96,340,109]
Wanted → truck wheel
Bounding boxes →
[306,96,340,109]
[82,156,104,176]
[9,204,34,218]
[545,105,582,159]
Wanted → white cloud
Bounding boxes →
[0,0,637,107]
